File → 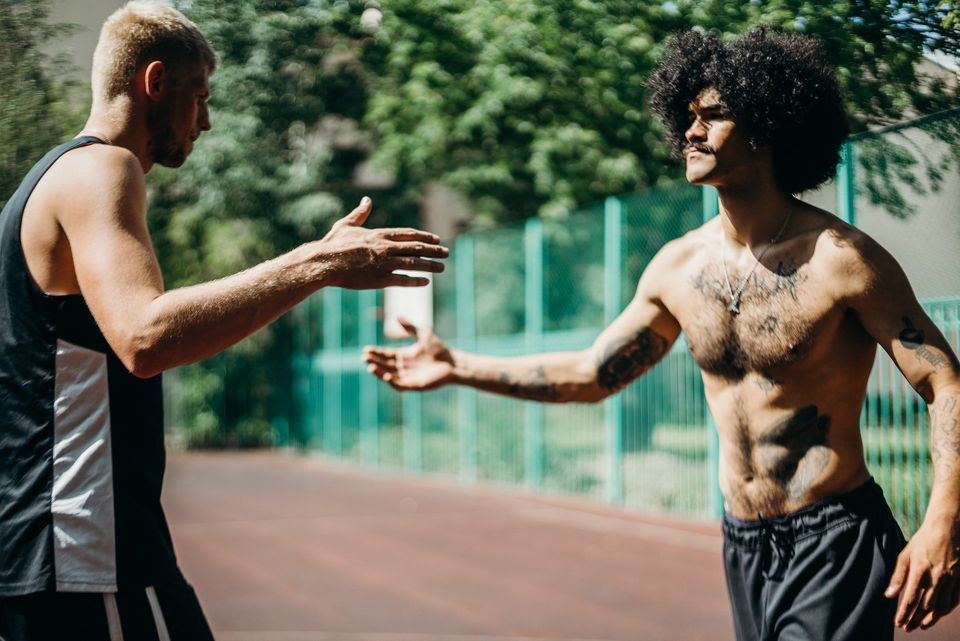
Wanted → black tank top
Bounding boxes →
[0,137,184,594]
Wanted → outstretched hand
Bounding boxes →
[319,197,448,290]
[363,319,455,390]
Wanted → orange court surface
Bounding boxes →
[164,451,960,641]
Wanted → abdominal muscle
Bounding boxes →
[715,397,872,520]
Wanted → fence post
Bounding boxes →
[358,289,379,467]
[702,186,724,518]
[321,287,342,456]
[456,235,478,484]
[836,141,856,225]
[524,218,545,491]
[604,196,625,505]
[403,392,423,472]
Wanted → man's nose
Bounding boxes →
[685,117,706,143]
[199,106,211,132]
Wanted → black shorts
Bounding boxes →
[722,479,906,641]
[0,584,214,641]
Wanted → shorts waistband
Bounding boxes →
[722,478,885,549]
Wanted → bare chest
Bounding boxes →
[678,260,835,380]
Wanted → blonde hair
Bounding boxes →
[91,1,216,101]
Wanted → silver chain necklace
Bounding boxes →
[720,211,792,315]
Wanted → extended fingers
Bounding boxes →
[387,240,450,259]
[886,552,909,599]
[384,228,442,244]
[896,571,926,629]
[364,350,398,370]
[380,273,431,287]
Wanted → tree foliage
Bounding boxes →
[365,0,959,224]
[363,0,687,224]
[0,0,84,210]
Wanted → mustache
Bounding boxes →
[684,144,714,155]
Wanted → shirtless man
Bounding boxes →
[0,2,445,639]
[364,27,960,640]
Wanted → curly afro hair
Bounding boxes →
[648,26,849,195]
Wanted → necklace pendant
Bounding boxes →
[727,299,741,315]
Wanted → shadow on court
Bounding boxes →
[164,451,960,641]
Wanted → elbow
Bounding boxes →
[122,347,163,379]
[574,384,615,404]
[565,358,616,403]
[116,330,167,379]
[127,355,163,380]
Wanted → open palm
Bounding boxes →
[363,319,455,390]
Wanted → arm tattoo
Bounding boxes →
[931,396,960,472]
[596,327,669,391]
[495,366,560,402]
[900,316,949,370]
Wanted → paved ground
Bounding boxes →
[164,451,960,641]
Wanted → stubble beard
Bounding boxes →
[147,99,188,168]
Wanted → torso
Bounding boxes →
[660,208,875,519]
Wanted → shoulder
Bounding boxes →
[50,143,146,222]
[647,222,712,273]
[634,220,712,301]
[805,207,904,300]
[58,143,144,190]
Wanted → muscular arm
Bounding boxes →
[843,231,960,630]
[365,244,683,403]
[50,146,446,378]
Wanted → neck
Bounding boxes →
[716,178,796,248]
[80,98,154,173]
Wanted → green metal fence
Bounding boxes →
[171,108,960,535]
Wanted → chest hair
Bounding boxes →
[685,260,821,380]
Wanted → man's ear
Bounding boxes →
[143,61,166,102]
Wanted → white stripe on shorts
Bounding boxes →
[146,586,172,641]
[103,593,124,641]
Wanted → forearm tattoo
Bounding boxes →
[596,327,669,391]
[931,396,960,473]
[900,316,950,370]
[494,366,561,402]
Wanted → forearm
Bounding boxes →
[924,386,960,525]
[126,242,331,376]
[450,349,603,403]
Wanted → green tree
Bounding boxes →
[155,0,407,447]
[0,0,84,209]
[364,0,687,224]
[365,0,960,226]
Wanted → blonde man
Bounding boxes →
[0,2,446,639]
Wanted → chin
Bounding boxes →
[156,147,188,168]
